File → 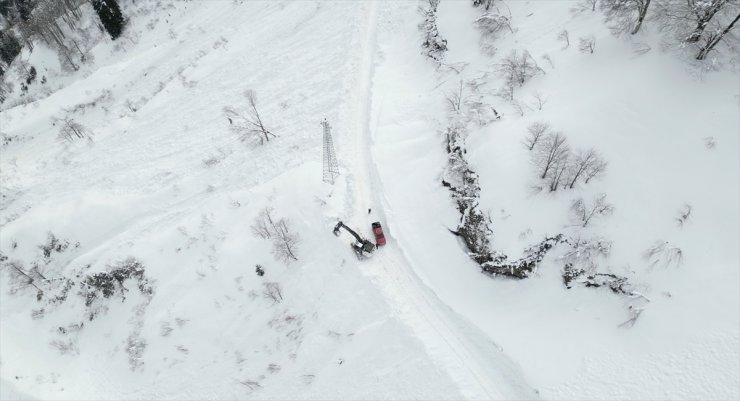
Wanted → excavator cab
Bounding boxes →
[333,221,375,258]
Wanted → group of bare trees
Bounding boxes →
[224,89,276,146]
[525,122,607,192]
[596,0,739,60]
[55,116,92,142]
[252,207,300,262]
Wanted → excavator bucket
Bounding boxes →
[332,222,342,236]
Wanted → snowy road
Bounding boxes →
[340,2,536,399]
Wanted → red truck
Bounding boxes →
[372,222,386,246]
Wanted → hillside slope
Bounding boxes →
[370,0,739,399]
[1,1,531,399]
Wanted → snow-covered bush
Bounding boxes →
[475,10,513,56]
[675,204,692,227]
[557,29,570,48]
[561,237,613,276]
[579,35,596,53]
[643,240,683,268]
[80,258,154,308]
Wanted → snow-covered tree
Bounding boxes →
[695,11,739,59]
[92,0,125,40]
[420,0,447,62]
[570,194,614,227]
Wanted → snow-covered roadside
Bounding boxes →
[371,0,739,400]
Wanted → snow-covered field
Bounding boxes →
[1,0,738,400]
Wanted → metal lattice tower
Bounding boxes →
[322,119,339,184]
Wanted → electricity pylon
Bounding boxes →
[322,119,339,184]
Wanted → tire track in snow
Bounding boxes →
[345,2,537,399]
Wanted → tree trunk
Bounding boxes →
[686,0,727,43]
[696,12,740,60]
[630,0,651,34]
[687,20,709,42]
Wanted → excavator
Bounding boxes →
[333,221,376,258]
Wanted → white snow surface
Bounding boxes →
[0,0,738,400]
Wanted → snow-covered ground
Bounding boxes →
[1,0,738,399]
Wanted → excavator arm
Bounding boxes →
[333,221,375,257]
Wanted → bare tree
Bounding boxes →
[546,155,570,191]
[3,260,45,299]
[224,90,276,145]
[579,35,597,53]
[600,0,652,35]
[511,99,526,116]
[262,282,283,304]
[271,218,299,262]
[531,90,547,110]
[570,194,614,227]
[251,207,276,239]
[583,153,608,183]
[523,122,549,150]
[535,132,569,179]
[557,29,570,48]
[565,148,603,188]
[446,80,466,113]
